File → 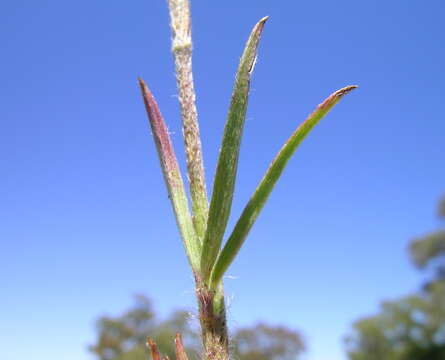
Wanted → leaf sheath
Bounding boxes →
[209,85,357,288]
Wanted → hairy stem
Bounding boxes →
[167,2,229,359]
[196,280,230,360]
[167,0,208,240]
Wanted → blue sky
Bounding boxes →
[1,1,444,360]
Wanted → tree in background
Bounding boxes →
[89,295,198,360]
[410,195,445,287]
[344,195,445,360]
[89,295,305,360]
[232,323,304,360]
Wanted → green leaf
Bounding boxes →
[200,17,269,282]
[209,85,357,289]
[139,78,201,272]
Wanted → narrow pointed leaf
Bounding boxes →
[139,78,201,271]
[209,85,357,289]
[200,17,269,282]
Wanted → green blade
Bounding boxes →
[139,78,201,272]
[209,85,357,288]
[200,17,269,282]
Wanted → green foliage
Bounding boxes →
[139,79,201,271]
[89,295,198,360]
[345,195,445,360]
[140,2,356,358]
[201,17,268,282]
[140,11,356,286]
[439,196,445,218]
[89,295,305,360]
[410,231,445,268]
[409,195,445,284]
[345,283,445,360]
[209,85,356,289]
[233,323,305,360]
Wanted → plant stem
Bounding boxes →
[167,0,208,240]
[196,280,230,360]
[167,2,230,358]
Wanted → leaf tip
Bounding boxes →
[336,85,358,97]
[255,16,269,34]
[319,85,357,110]
[138,77,150,99]
[259,15,269,24]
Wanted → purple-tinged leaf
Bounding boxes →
[139,78,201,271]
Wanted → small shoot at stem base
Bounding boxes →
[146,334,190,360]
[175,333,190,360]
[147,338,161,360]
